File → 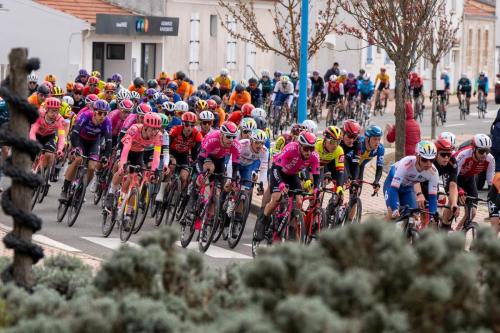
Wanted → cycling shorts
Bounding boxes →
[412,87,423,98]
[459,88,471,98]
[457,174,478,200]
[269,165,301,193]
[171,151,189,167]
[327,93,341,106]
[143,149,154,165]
[360,93,371,103]
[377,82,388,91]
[75,137,100,161]
[36,133,56,152]
[126,151,144,173]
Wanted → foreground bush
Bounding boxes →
[0,219,499,332]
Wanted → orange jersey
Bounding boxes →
[228,91,251,107]
[28,93,42,109]
[128,84,145,96]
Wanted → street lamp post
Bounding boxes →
[298,0,308,123]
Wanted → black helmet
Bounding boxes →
[37,84,50,95]
[133,77,145,87]
[235,84,245,93]
[205,76,215,85]
[147,79,158,89]
[248,77,258,84]
[254,116,267,130]
[175,71,186,81]
[187,95,200,108]
[210,95,222,105]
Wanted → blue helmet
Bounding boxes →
[365,124,382,137]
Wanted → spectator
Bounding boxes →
[385,101,421,156]
[323,62,340,83]
[491,109,500,169]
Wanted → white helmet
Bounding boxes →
[27,73,38,82]
[291,71,298,79]
[116,89,130,101]
[251,129,267,142]
[241,118,257,131]
[460,73,467,79]
[174,101,189,112]
[261,70,270,77]
[438,132,456,148]
[472,134,492,149]
[62,95,74,106]
[416,140,437,159]
[340,69,347,76]
[220,68,229,76]
[363,74,370,81]
[199,110,215,121]
[480,70,486,76]
[251,108,266,119]
[330,75,337,81]
[239,79,248,87]
[302,119,318,134]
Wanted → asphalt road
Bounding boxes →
[0,101,495,268]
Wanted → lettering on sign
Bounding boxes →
[116,22,128,28]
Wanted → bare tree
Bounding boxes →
[337,0,444,159]
[217,0,339,70]
[423,4,460,139]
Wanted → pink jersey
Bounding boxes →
[454,146,495,185]
[121,113,138,133]
[199,130,240,163]
[107,109,126,137]
[273,142,320,176]
[29,110,66,153]
[120,124,162,170]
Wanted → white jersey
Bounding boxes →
[390,156,439,195]
[273,81,294,95]
[226,139,269,185]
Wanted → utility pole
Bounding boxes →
[298,0,309,123]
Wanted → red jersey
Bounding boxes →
[169,125,203,154]
[83,86,100,97]
[454,146,495,185]
[410,77,424,88]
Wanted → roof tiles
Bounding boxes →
[464,0,495,17]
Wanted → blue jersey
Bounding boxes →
[358,80,374,97]
[476,76,489,93]
[358,136,385,168]
[166,116,181,132]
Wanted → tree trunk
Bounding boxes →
[7,49,36,288]
[430,64,437,139]
[394,66,407,161]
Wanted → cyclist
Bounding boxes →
[340,120,361,182]
[343,72,359,111]
[214,68,233,98]
[108,99,134,146]
[75,69,89,85]
[29,97,66,172]
[111,73,124,92]
[129,91,141,106]
[310,70,325,106]
[105,113,163,228]
[239,118,257,140]
[373,67,390,110]
[454,134,495,228]
[253,131,320,241]
[384,141,439,219]
[157,71,170,91]
[71,83,86,113]
[28,85,50,109]
[227,103,254,126]
[165,82,181,103]
[290,71,299,88]
[28,73,38,95]
[409,72,424,107]
[473,71,489,112]
[128,77,146,97]
[258,70,275,102]
[204,77,219,97]
[271,76,294,120]
[271,123,302,156]
[457,73,472,114]
[60,100,112,202]
[302,119,318,134]
[44,74,57,86]
[91,71,106,91]
[99,83,116,103]
[338,70,348,84]
[438,131,457,151]
[433,71,449,122]
[247,78,263,108]
[441,70,451,104]
[119,103,152,138]
[315,126,345,190]
[207,98,225,128]
[66,82,74,96]
[357,74,374,111]
[198,110,215,137]
[272,71,282,86]
[110,89,130,111]
[357,124,384,190]
[326,75,344,111]
[227,84,251,112]
[83,76,100,97]
[165,100,186,132]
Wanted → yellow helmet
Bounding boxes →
[91,70,101,78]
[51,86,64,97]
[324,125,341,140]
[196,99,208,111]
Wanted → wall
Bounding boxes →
[102,43,132,82]
[106,0,164,15]
[0,0,89,85]
[461,17,496,80]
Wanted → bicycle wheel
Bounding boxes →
[154,185,170,227]
[228,192,251,249]
[38,166,50,204]
[285,209,306,243]
[93,171,106,205]
[149,182,160,218]
[305,208,326,245]
[101,198,117,237]
[345,197,362,225]
[464,222,478,251]
[133,184,151,234]
[198,189,221,253]
[66,178,87,227]
[165,178,182,226]
[120,188,139,242]
[180,191,197,247]
[31,167,43,210]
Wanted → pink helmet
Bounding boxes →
[45,97,61,109]
[118,99,134,111]
[241,103,255,116]
[298,132,317,147]
[220,121,238,136]
[143,113,162,129]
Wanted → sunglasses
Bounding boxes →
[326,138,340,144]
[183,122,195,127]
[105,90,114,93]
[242,129,252,134]
[73,92,82,95]
[90,84,97,87]
[29,81,37,84]
[95,111,107,117]
[223,134,236,141]
[122,109,132,114]
[477,148,489,155]
[201,121,212,126]
[302,146,315,152]
[345,133,358,139]
[420,157,434,163]
[438,152,452,158]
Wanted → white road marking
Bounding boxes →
[175,241,252,259]
[33,235,81,252]
[444,123,464,128]
[81,237,139,250]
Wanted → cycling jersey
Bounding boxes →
[344,78,358,96]
[121,113,139,133]
[273,142,320,176]
[375,73,390,84]
[457,78,472,91]
[214,75,232,90]
[120,124,162,171]
[358,80,374,98]
[328,81,344,95]
[199,130,240,162]
[259,78,274,95]
[433,157,457,194]
[475,76,489,94]
[310,77,325,95]
[226,139,269,186]
[228,91,251,107]
[30,109,66,153]
[128,85,146,96]
[315,139,344,169]
[409,77,424,89]
[169,125,203,155]
[340,140,360,180]
[358,136,385,168]
[272,133,294,156]
[83,86,100,97]
[107,109,127,137]
[70,110,112,160]
[454,146,495,184]
[273,81,294,95]
[27,94,43,109]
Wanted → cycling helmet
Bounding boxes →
[251,108,266,119]
[380,67,386,72]
[302,119,317,133]
[130,91,141,102]
[210,95,222,105]
[472,133,492,149]
[479,71,486,76]
[158,71,168,80]
[291,124,303,135]
[181,112,197,123]
[87,76,99,85]
[153,92,161,101]
[66,82,74,92]
[174,101,189,113]
[291,71,298,79]
[196,99,208,110]
[162,101,176,114]
[312,70,320,76]
[365,124,383,137]
[220,121,238,136]
[93,99,110,112]
[362,74,370,81]
[111,73,122,82]
[248,77,258,85]
[241,103,255,116]
[85,94,98,104]
[251,129,267,142]
[198,83,211,93]
[324,126,341,140]
[254,116,267,130]
[460,73,467,79]
[167,81,178,91]
[118,99,134,111]
[73,83,84,94]
[438,132,456,147]
[146,88,157,96]
[133,77,145,87]
[144,113,162,129]
[116,89,130,101]
[159,113,169,128]
[274,71,282,78]
[280,75,290,83]
[136,103,152,115]
[343,119,361,136]
[435,138,453,152]
[37,84,50,96]
[340,69,347,76]
[187,96,200,109]
[78,69,89,77]
[206,99,218,110]
[147,79,158,89]
[44,74,57,84]
[347,72,355,79]
[235,84,245,93]
[104,82,116,91]
[51,86,64,97]
[42,81,53,90]
[28,73,38,83]
[194,90,208,100]
[330,75,337,81]
[298,132,317,147]
[241,118,257,131]
[261,70,270,77]
[62,95,74,106]
[417,141,437,159]
[45,97,60,109]
[220,68,229,76]
[205,76,215,85]
[175,71,186,81]
[199,110,215,121]
[91,70,101,78]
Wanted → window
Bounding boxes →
[226,16,237,69]
[466,29,472,66]
[141,43,156,80]
[210,15,217,37]
[189,13,200,70]
[92,42,104,75]
[106,44,125,60]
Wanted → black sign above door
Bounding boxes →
[96,14,179,36]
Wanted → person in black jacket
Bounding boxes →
[323,62,340,83]
[491,109,500,168]
[247,77,263,108]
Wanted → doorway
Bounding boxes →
[141,43,156,79]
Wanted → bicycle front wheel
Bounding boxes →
[67,178,87,227]
[464,222,478,251]
[101,202,117,237]
[165,179,182,226]
[120,188,139,242]
[345,197,362,225]
[227,192,251,249]
[305,208,326,245]
[198,190,221,253]
[31,167,43,210]
[133,184,151,234]
[285,209,306,243]
[38,166,50,204]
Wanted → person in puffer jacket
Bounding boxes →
[491,109,500,170]
[385,101,421,156]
